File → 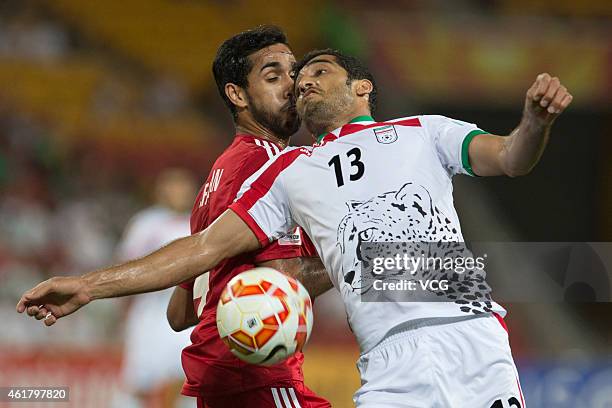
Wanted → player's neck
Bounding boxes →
[235,122,289,149]
[312,108,372,136]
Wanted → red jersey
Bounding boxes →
[180,134,317,398]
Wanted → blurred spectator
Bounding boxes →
[144,76,188,117]
[114,168,198,408]
[0,10,68,61]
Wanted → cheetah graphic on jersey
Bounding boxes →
[336,182,493,315]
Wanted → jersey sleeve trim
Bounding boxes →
[228,203,270,247]
[231,148,303,247]
[235,148,303,210]
[461,129,489,177]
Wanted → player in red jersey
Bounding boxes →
[164,27,332,407]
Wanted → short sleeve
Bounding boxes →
[229,148,303,247]
[252,227,318,263]
[420,115,489,176]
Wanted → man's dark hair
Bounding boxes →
[212,25,288,118]
[293,48,378,114]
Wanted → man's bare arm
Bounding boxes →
[16,209,259,326]
[167,256,332,331]
[468,73,573,177]
[261,257,333,298]
[167,286,200,332]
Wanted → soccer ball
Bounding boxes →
[216,267,313,366]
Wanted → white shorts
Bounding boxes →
[354,314,525,408]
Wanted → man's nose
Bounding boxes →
[298,77,314,95]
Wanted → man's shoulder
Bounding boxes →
[386,114,422,122]
[384,115,476,138]
[233,145,308,197]
[212,136,281,177]
[252,145,308,167]
[215,136,268,163]
[395,114,476,129]
[385,114,449,126]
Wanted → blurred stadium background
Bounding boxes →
[0,0,610,407]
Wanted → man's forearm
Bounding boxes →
[16,209,261,326]
[82,209,260,300]
[500,116,551,177]
[263,257,332,298]
[498,73,572,177]
[83,233,218,300]
[295,257,333,297]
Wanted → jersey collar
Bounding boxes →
[316,115,375,144]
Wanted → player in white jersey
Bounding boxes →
[18,50,573,407]
[116,169,197,407]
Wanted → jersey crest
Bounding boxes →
[373,125,398,144]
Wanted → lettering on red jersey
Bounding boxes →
[199,168,224,208]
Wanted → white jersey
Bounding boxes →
[117,206,189,261]
[230,115,505,353]
[117,206,193,391]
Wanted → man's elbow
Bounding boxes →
[169,323,183,332]
[504,166,533,178]
[167,304,196,332]
[166,310,184,332]
[501,160,534,178]
[496,148,536,178]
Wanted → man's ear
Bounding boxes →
[355,79,373,98]
[225,83,248,111]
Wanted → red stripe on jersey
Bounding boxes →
[228,148,304,247]
[300,231,317,257]
[394,117,422,127]
[320,134,336,144]
[235,148,304,211]
[229,204,270,247]
[516,376,525,407]
[492,312,524,406]
[338,117,421,138]
[492,312,508,333]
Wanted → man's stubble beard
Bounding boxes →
[248,94,301,141]
[301,83,355,137]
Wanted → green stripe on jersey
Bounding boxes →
[461,129,489,177]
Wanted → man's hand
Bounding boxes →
[16,276,91,326]
[469,73,573,177]
[524,73,573,126]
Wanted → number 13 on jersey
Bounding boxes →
[328,147,365,187]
